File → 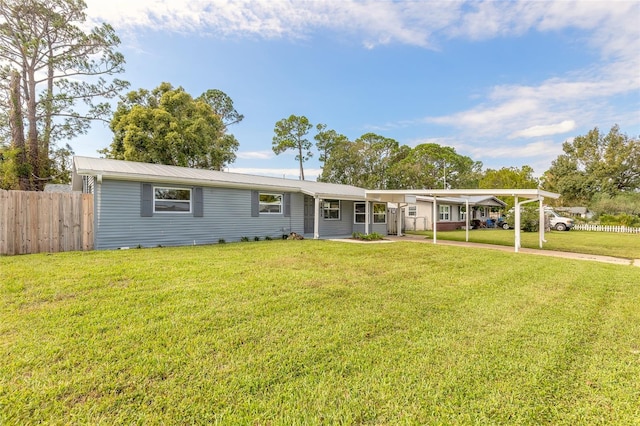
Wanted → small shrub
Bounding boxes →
[254,236,261,241]
[506,206,539,232]
[218,239,226,244]
[240,236,250,242]
[353,232,384,241]
[265,236,273,241]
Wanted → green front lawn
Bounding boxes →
[407,229,640,259]
[2,241,639,424]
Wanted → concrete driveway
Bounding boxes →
[384,234,639,267]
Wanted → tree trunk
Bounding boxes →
[9,70,29,190]
[26,69,40,190]
[298,144,305,181]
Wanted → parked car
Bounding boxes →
[496,216,510,229]
[544,208,574,231]
[502,208,574,231]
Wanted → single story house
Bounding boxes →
[71,156,389,250]
[402,195,507,231]
[555,206,593,219]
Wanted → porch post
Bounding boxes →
[465,199,470,242]
[539,197,545,248]
[365,201,370,235]
[432,197,437,244]
[514,196,520,252]
[314,196,320,239]
[397,204,402,236]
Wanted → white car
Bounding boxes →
[544,209,574,231]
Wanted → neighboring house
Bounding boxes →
[555,206,592,219]
[403,195,507,231]
[71,156,388,250]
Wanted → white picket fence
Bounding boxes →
[573,224,640,234]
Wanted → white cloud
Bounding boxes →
[236,150,274,160]
[456,139,562,161]
[510,120,576,139]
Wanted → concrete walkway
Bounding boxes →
[383,234,640,267]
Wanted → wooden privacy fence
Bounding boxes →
[573,223,640,234]
[0,190,94,255]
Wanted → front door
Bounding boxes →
[304,195,315,234]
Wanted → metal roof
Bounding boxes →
[71,157,560,203]
[71,157,367,200]
[415,195,508,207]
[367,188,560,202]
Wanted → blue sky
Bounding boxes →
[79,0,640,180]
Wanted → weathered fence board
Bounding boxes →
[0,190,94,255]
[573,223,640,234]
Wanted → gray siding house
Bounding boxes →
[71,157,388,250]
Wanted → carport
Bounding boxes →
[366,189,561,252]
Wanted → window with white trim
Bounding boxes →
[408,206,417,217]
[439,205,450,221]
[259,193,283,214]
[154,187,191,213]
[322,199,340,220]
[354,202,366,223]
[373,203,386,223]
[459,205,466,221]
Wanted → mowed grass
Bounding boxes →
[2,241,639,424]
[408,229,640,259]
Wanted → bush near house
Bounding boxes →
[505,206,540,232]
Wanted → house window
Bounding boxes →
[459,205,466,221]
[439,205,450,221]
[354,202,366,223]
[408,206,417,217]
[322,199,340,220]
[373,203,386,223]
[154,187,191,213]
[259,192,282,214]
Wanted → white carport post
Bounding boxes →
[314,196,320,239]
[539,197,545,248]
[432,196,437,244]
[515,196,543,252]
[514,196,520,252]
[396,204,402,237]
[365,201,370,235]
[465,198,470,242]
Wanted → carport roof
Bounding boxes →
[366,188,559,203]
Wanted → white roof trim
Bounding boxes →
[366,188,560,201]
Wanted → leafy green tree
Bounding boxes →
[317,136,361,186]
[0,0,128,190]
[388,143,482,189]
[479,166,538,189]
[355,133,400,189]
[542,125,640,205]
[589,192,640,217]
[314,123,349,166]
[319,132,401,189]
[479,166,539,210]
[272,115,313,180]
[100,83,238,170]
